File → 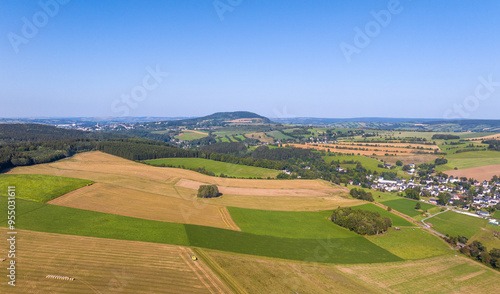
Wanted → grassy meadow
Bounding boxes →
[0,174,92,202]
[174,130,209,140]
[436,151,500,171]
[381,198,437,218]
[143,157,280,178]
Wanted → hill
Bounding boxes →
[147,111,272,127]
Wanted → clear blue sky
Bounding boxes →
[1,0,499,119]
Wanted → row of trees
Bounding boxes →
[445,236,500,270]
[331,207,392,235]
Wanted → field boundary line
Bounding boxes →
[193,248,248,294]
[218,207,240,231]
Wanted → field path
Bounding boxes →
[218,207,241,231]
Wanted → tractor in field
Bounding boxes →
[190,254,198,261]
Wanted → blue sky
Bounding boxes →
[1,0,499,119]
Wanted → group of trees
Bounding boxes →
[331,207,392,235]
[349,188,374,202]
[434,158,448,165]
[197,184,220,198]
[446,236,500,270]
[405,188,420,200]
[431,134,460,140]
[485,140,500,151]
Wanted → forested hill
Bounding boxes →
[0,123,90,143]
[146,111,272,127]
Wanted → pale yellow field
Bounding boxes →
[291,143,438,156]
[444,165,500,182]
[48,182,240,230]
[0,228,229,294]
[244,132,274,143]
[337,255,500,293]
[7,152,355,226]
[466,133,500,141]
[206,250,374,294]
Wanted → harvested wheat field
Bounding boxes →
[444,165,500,181]
[7,151,352,215]
[291,143,437,156]
[205,249,374,294]
[337,255,500,293]
[48,182,240,230]
[466,133,500,141]
[0,228,229,294]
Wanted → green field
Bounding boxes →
[0,174,93,203]
[427,211,488,238]
[381,198,437,218]
[351,203,415,227]
[367,228,452,259]
[174,130,209,141]
[324,155,409,178]
[0,198,401,264]
[436,151,500,171]
[143,157,280,178]
[266,130,294,141]
[494,211,500,219]
[228,207,356,239]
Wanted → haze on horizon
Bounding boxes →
[1,0,499,119]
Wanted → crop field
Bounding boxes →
[444,165,500,181]
[0,174,92,203]
[0,198,400,264]
[228,208,355,239]
[468,229,500,253]
[291,142,437,157]
[381,198,437,218]
[337,255,500,293]
[48,182,239,230]
[143,157,280,178]
[437,150,500,170]
[0,228,228,294]
[175,130,209,141]
[366,227,452,260]
[244,132,274,143]
[427,211,489,238]
[7,151,342,199]
[350,203,414,227]
[265,130,293,141]
[206,250,375,294]
[494,210,500,219]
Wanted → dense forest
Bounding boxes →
[331,207,392,235]
[0,124,91,143]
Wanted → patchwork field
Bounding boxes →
[47,182,239,230]
[0,197,400,264]
[292,142,438,156]
[0,228,228,294]
[143,157,280,178]
[244,132,274,143]
[0,174,92,202]
[337,255,500,293]
[6,151,351,211]
[175,130,209,141]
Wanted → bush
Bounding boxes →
[197,184,220,198]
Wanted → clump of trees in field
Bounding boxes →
[434,157,448,165]
[331,207,392,235]
[197,184,220,198]
[349,188,374,202]
[484,140,500,151]
[445,235,500,270]
[432,134,460,140]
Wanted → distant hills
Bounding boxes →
[146,111,272,127]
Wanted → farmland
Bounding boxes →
[143,157,280,178]
[350,203,415,227]
[244,132,274,143]
[0,197,401,264]
[427,211,491,239]
[337,255,500,293]
[175,130,209,141]
[380,198,438,218]
[437,151,500,172]
[0,228,228,294]
[0,174,92,202]
[366,227,452,260]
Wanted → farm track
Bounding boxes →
[193,248,248,294]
